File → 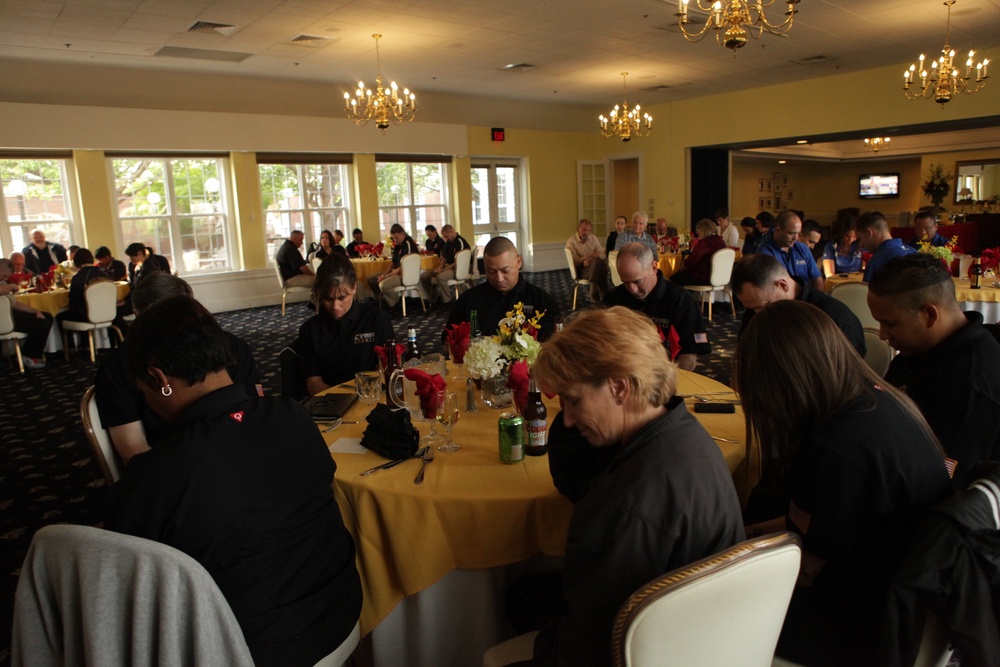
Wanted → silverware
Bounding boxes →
[465,377,478,413]
[712,436,742,444]
[322,418,343,433]
[414,445,435,485]
[360,446,427,476]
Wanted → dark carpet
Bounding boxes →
[0,270,741,664]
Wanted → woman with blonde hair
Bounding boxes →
[736,300,951,666]
[670,218,726,286]
[510,306,743,667]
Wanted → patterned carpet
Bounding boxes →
[0,269,741,664]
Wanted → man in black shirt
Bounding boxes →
[274,231,314,288]
[445,237,560,342]
[732,254,866,357]
[346,228,367,258]
[869,253,1000,488]
[604,242,710,371]
[95,246,127,281]
[421,224,471,304]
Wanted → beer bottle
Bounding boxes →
[383,338,399,402]
[523,373,548,456]
[470,309,481,338]
[403,327,420,362]
[971,257,983,289]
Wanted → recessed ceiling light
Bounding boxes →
[796,140,808,144]
[778,160,787,164]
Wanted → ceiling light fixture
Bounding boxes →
[344,34,415,132]
[675,0,799,53]
[598,72,652,142]
[903,0,988,104]
[863,137,891,153]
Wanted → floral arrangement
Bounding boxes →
[922,164,952,206]
[917,235,962,267]
[464,302,545,381]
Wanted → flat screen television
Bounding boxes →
[859,173,900,199]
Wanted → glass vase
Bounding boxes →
[480,372,512,410]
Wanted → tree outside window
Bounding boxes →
[376,161,447,242]
[259,163,351,263]
[1,159,75,254]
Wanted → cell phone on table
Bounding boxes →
[694,403,736,414]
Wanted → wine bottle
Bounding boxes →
[971,257,983,289]
[523,373,548,456]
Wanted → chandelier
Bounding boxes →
[598,73,652,142]
[903,1,989,104]
[863,137,891,153]
[675,0,800,53]
[344,34,416,132]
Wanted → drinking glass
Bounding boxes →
[355,371,382,409]
[435,391,461,452]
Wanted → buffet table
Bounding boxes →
[322,369,748,667]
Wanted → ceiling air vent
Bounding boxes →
[154,46,251,63]
[290,34,331,46]
[187,21,239,37]
[789,54,831,66]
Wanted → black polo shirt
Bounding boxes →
[391,236,419,268]
[443,234,471,266]
[275,239,306,282]
[67,265,111,318]
[445,277,561,342]
[95,331,261,445]
[739,278,866,357]
[346,240,366,258]
[885,311,1000,489]
[297,300,395,387]
[105,384,362,667]
[104,258,127,281]
[603,276,711,357]
[425,235,446,256]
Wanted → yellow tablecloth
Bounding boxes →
[658,253,683,278]
[823,271,864,294]
[824,272,1000,304]
[14,283,130,315]
[351,256,439,298]
[325,369,747,635]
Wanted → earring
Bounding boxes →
[161,384,173,397]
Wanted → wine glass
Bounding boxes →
[435,391,461,452]
[355,371,382,410]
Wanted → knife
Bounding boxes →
[414,445,435,485]
[360,446,427,476]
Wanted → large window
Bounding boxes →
[0,157,76,256]
[110,156,232,274]
[471,160,522,251]
[258,162,351,263]
[376,160,448,241]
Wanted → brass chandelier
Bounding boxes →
[903,1,989,105]
[863,137,891,153]
[598,73,652,142]
[675,0,800,53]
[344,34,416,132]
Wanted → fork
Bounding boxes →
[414,445,435,485]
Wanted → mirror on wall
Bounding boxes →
[955,160,1000,204]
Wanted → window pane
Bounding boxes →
[2,158,74,251]
[379,207,411,239]
[259,163,351,263]
[376,163,412,207]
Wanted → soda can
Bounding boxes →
[498,412,524,464]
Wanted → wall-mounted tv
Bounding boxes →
[859,173,900,199]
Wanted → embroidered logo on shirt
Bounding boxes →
[230,411,244,423]
[944,458,958,478]
[789,501,811,534]
[354,332,375,344]
[694,332,708,344]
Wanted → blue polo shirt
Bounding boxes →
[905,232,949,249]
[864,238,916,282]
[821,240,863,274]
[757,238,821,283]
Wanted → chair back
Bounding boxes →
[399,253,422,287]
[0,295,16,335]
[470,245,481,279]
[708,248,737,288]
[564,247,579,280]
[609,250,622,286]
[12,524,255,666]
[453,249,472,281]
[863,327,894,377]
[273,259,285,287]
[611,532,801,667]
[311,256,323,273]
[84,280,118,324]
[830,282,877,329]
[80,386,123,485]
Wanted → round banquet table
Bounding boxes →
[823,271,864,294]
[321,368,749,667]
[13,282,130,316]
[823,272,1000,323]
[657,252,683,278]
[351,256,438,299]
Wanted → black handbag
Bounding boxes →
[361,404,420,460]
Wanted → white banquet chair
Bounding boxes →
[446,248,474,301]
[274,260,311,317]
[80,385,123,485]
[830,281,877,329]
[684,247,737,321]
[862,327,895,377]
[564,247,591,311]
[61,280,123,362]
[609,249,623,287]
[0,296,29,373]
[393,253,427,317]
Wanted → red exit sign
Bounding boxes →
[491,128,505,142]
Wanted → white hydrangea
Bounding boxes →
[464,336,505,380]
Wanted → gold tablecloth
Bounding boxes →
[351,256,438,298]
[658,253,683,278]
[824,272,1000,304]
[14,283,130,315]
[823,271,864,294]
[324,369,747,635]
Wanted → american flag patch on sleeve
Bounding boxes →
[944,458,958,478]
[789,501,811,534]
[694,332,708,344]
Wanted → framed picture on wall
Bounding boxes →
[774,195,782,210]
[758,197,766,210]
[765,197,773,209]
[786,190,794,201]
[758,178,766,192]
[766,179,772,192]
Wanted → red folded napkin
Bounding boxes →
[37,273,53,290]
[445,322,471,363]
[403,368,447,418]
[8,271,30,285]
[506,360,530,414]
[374,344,407,370]
[373,242,385,256]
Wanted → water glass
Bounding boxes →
[355,371,382,408]
[435,391,461,452]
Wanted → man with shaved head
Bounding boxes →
[444,236,560,342]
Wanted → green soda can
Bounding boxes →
[498,412,524,464]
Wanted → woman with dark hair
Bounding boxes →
[57,248,110,324]
[670,218,727,286]
[298,253,395,395]
[106,296,361,667]
[820,219,863,276]
[314,229,346,261]
[736,300,951,666]
[509,307,743,667]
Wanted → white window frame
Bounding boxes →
[0,156,80,257]
[376,160,449,242]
